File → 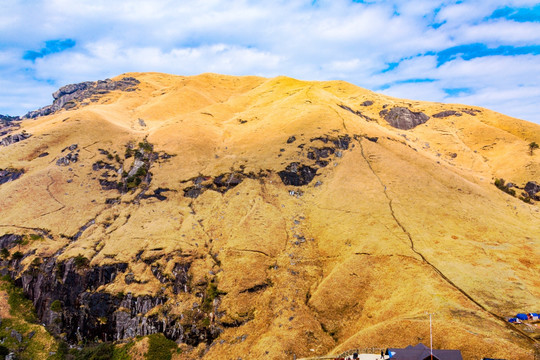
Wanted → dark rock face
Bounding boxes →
[310,134,351,150]
[0,115,20,137]
[307,147,335,160]
[182,169,268,198]
[278,163,317,186]
[3,252,221,346]
[338,104,376,122]
[361,100,374,106]
[462,109,481,116]
[141,188,172,201]
[432,110,462,118]
[213,173,244,190]
[277,133,354,187]
[0,234,23,249]
[183,174,242,198]
[184,186,202,199]
[379,107,429,130]
[366,136,378,143]
[0,114,19,123]
[24,77,140,118]
[56,152,79,166]
[524,181,540,197]
[1,132,31,147]
[92,161,117,172]
[91,141,164,194]
[0,168,24,185]
[18,258,128,342]
[56,144,80,166]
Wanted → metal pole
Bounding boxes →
[430,313,433,360]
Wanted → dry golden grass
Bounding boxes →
[0,289,11,318]
[0,72,539,359]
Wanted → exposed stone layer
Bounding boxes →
[24,77,140,118]
[0,168,23,185]
[1,132,31,147]
[380,107,430,130]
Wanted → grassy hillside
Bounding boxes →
[0,72,539,359]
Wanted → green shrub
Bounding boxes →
[135,166,147,177]
[138,141,153,152]
[29,233,43,241]
[50,300,63,312]
[519,196,532,203]
[200,317,210,327]
[73,254,90,268]
[202,281,225,312]
[11,251,24,260]
[14,237,26,248]
[0,247,9,259]
[146,333,177,360]
[529,141,539,155]
[494,178,516,196]
[71,342,115,360]
[1,277,37,323]
[112,341,134,360]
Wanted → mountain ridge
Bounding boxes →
[0,72,539,359]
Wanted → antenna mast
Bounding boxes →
[430,313,433,360]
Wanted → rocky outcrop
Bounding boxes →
[141,187,172,201]
[380,107,429,130]
[432,110,461,118]
[183,170,267,199]
[277,134,353,187]
[24,77,140,118]
[2,251,221,346]
[0,114,19,122]
[90,141,165,194]
[278,163,317,186]
[0,115,20,137]
[56,144,79,166]
[0,234,23,249]
[0,168,24,185]
[462,108,481,116]
[19,258,128,340]
[338,104,376,122]
[524,181,540,198]
[1,132,31,147]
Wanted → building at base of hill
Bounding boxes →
[386,343,462,360]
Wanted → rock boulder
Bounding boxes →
[380,107,430,130]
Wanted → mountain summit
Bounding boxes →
[0,72,539,359]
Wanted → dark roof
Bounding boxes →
[387,343,463,360]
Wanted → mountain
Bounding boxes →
[0,72,539,360]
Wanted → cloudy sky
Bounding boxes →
[1,0,540,124]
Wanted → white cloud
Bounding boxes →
[31,43,283,86]
[0,0,539,124]
[457,21,540,45]
[435,2,495,24]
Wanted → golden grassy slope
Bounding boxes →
[0,72,539,359]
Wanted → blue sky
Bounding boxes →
[1,0,540,124]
